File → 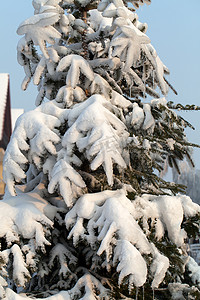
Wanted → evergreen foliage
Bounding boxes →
[1,0,200,299]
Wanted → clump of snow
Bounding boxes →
[111,90,132,109]
[142,103,155,133]
[0,184,62,298]
[3,101,63,196]
[48,159,86,207]
[150,244,169,289]
[5,289,71,300]
[111,24,150,70]
[17,12,61,59]
[186,257,200,286]
[65,188,195,289]
[69,274,109,299]
[114,240,147,288]
[168,282,199,300]
[151,97,167,107]
[0,184,57,248]
[143,44,169,94]
[131,102,144,129]
[133,193,200,247]
[61,94,128,186]
[56,54,94,88]
[179,194,200,217]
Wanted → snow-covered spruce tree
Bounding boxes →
[1,0,200,299]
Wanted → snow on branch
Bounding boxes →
[133,194,200,247]
[55,86,86,107]
[4,274,109,300]
[48,159,86,207]
[69,273,109,299]
[5,289,71,300]
[143,44,169,95]
[17,11,61,59]
[65,189,200,289]
[0,185,57,248]
[61,94,128,185]
[56,54,94,88]
[0,245,30,298]
[98,0,151,13]
[186,257,200,287]
[3,102,63,195]
[0,185,61,297]
[113,240,147,288]
[111,25,150,70]
[49,243,78,281]
[10,244,31,286]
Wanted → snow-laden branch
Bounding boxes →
[3,101,65,195]
[4,273,109,300]
[62,94,128,185]
[111,25,150,70]
[17,9,61,59]
[56,54,94,88]
[65,188,200,289]
[48,159,86,207]
[0,185,57,247]
[0,184,61,298]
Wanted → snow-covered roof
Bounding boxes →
[0,74,9,140]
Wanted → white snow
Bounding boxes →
[168,282,199,299]
[49,243,77,277]
[65,190,200,290]
[5,273,109,299]
[131,102,144,129]
[150,244,169,288]
[166,138,175,150]
[57,54,94,88]
[186,257,200,286]
[142,103,155,133]
[114,240,147,287]
[179,194,200,217]
[11,244,31,286]
[145,44,169,95]
[5,289,71,300]
[111,91,132,108]
[111,24,150,69]
[4,0,200,297]
[33,57,46,85]
[151,97,167,107]
[90,74,112,99]
[0,184,57,247]
[134,194,196,247]
[89,9,112,33]
[56,86,86,107]
[17,12,61,59]
[3,104,61,195]
[48,159,86,207]
[61,94,127,186]
[17,13,60,33]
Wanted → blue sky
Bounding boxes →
[0,0,200,167]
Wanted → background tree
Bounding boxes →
[0,0,200,299]
[173,161,200,206]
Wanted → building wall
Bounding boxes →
[0,148,5,195]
